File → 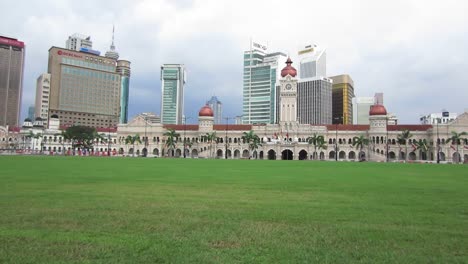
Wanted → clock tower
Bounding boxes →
[279,58,298,123]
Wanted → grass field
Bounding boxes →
[0,156,467,263]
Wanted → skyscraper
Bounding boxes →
[35,73,51,125]
[353,97,375,124]
[243,41,286,124]
[117,60,131,124]
[206,96,222,124]
[47,47,130,128]
[161,64,186,124]
[298,44,326,79]
[297,78,333,124]
[0,36,25,127]
[330,74,355,124]
[28,106,35,121]
[66,33,93,51]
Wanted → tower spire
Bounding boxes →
[105,24,119,60]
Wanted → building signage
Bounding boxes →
[252,42,267,51]
[57,50,83,58]
[0,36,25,48]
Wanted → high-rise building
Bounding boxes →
[28,106,35,121]
[35,73,51,124]
[104,26,119,60]
[296,78,333,124]
[160,64,186,124]
[206,96,222,124]
[330,74,355,124]
[374,92,384,105]
[0,36,25,127]
[298,44,326,79]
[117,60,130,124]
[66,33,92,51]
[47,47,130,128]
[243,41,286,124]
[353,97,374,124]
[420,111,457,124]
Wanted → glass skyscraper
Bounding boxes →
[206,96,222,124]
[160,64,185,124]
[243,42,286,124]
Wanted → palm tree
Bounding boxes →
[446,131,467,163]
[125,134,142,157]
[203,132,217,158]
[352,135,369,161]
[307,133,325,160]
[414,139,429,161]
[397,129,413,162]
[242,130,261,159]
[163,129,180,157]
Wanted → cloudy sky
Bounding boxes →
[2,0,468,124]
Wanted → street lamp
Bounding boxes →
[386,116,389,162]
[436,117,440,164]
[334,116,342,161]
[183,116,191,158]
[224,117,231,159]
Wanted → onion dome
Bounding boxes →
[369,104,387,116]
[199,105,214,117]
[281,57,297,77]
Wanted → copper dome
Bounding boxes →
[199,105,214,117]
[281,57,297,77]
[369,104,387,116]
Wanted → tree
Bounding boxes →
[163,129,180,157]
[307,133,325,160]
[397,129,413,162]
[414,139,429,161]
[62,126,104,153]
[352,135,369,161]
[242,130,261,158]
[125,134,142,157]
[203,132,217,158]
[446,131,467,163]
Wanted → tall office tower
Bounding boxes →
[160,64,186,124]
[0,36,25,127]
[243,41,286,124]
[353,97,374,124]
[330,74,355,124]
[35,73,51,125]
[105,26,119,60]
[116,60,130,124]
[206,96,222,124]
[47,47,128,128]
[296,78,333,124]
[28,106,35,120]
[298,44,326,79]
[66,33,92,51]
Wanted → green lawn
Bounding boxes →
[0,156,467,263]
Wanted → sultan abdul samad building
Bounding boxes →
[3,59,468,163]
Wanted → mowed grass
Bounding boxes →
[0,157,467,263]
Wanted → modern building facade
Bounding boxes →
[161,64,186,124]
[353,97,375,124]
[35,73,51,125]
[206,96,222,124]
[420,111,457,124]
[330,74,355,125]
[243,41,287,124]
[28,106,35,121]
[66,33,92,51]
[47,47,130,128]
[298,44,326,79]
[0,36,25,127]
[117,60,130,124]
[296,78,333,124]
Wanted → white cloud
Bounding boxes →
[1,0,467,123]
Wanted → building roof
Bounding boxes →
[388,125,432,131]
[325,124,370,131]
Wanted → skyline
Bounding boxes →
[1,0,467,125]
